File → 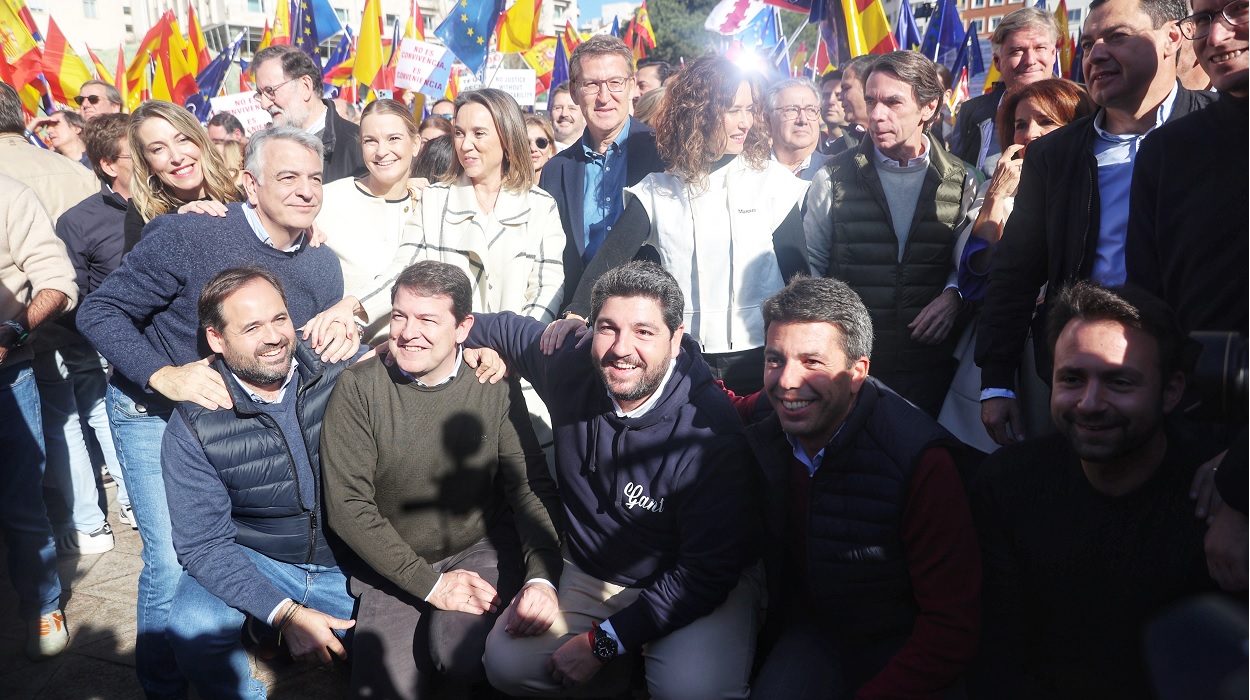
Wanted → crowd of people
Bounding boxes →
[0,0,1245,697]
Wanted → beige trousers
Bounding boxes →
[484,556,765,700]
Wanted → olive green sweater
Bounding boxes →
[321,356,561,598]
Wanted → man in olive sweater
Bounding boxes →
[321,261,562,700]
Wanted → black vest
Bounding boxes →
[178,342,344,566]
[749,378,958,641]
[822,140,973,373]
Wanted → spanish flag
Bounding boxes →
[41,16,94,104]
[498,0,540,54]
[272,0,292,46]
[0,0,42,90]
[187,3,211,74]
[354,0,384,94]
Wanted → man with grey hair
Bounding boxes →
[950,6,1061,174]
[975,0,1214,447]
[805,51,977,417]
[77,126,352,696]
[538,35,666,305]
[747,275,980,699]
[251,44,364,183]
[74,79,124,120]
[765,77,830,180]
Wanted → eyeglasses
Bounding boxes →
[254,78,294,101]
[1180,0,1249,39]
[531,136,550,150]
[774,105,820,121]
[577,77,632,95]
[74,94,102,106]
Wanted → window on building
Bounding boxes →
[973,0,986,8]
[385,14,399,28]
[83,0,97,18]
[554,6,563,18]
[335,7,349,23]
[988,15,1001,29]
[991,0,1004,6]
[125,23,133,34]
[1068,8,1082,21]
[972,18,985,33]
[123,6,130,14]
[248,0,264,12]
[28,0,45,11]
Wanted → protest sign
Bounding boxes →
[487,68,538,106]
[394,38,453,98]
[209,92,273,135]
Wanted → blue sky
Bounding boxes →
[581,0,605,22]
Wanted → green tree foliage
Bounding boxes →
[646,0,721,65]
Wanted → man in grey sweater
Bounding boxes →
[321,261,562,700]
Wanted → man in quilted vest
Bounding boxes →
[160,267,356,699]
[747,275,981,699]
[804,51,977,417]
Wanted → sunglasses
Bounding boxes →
[74,94,102,106]
[531,136,550,150]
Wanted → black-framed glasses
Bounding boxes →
[531,136,550,150]
[774,105,821,121]
[577,77,631,95]
[254,78,294,101]
[74,94,102,106]
[1180,0,1249,39]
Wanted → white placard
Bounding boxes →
[394,38,453,97]
[456,67,482,92]
[487,68,538,106]
[209,92,274,135]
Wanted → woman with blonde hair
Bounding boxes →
[305,98,424,345]
[552,55,810,393]
[123,100,242,251]
[523,114,557,179]
[633,85,666,126]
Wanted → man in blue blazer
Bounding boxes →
[538,35,666,307]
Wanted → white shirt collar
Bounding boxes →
[874,134,931,169]
[1092,82,1179,139]
[771,149,814,175]
[610,358,677,418]
[244,202,305,252]
[399,346,463,388]
[231,357,299,405]
[306,102,328,135]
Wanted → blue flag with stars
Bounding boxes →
[292,0,322,74]
[435,0,504,75]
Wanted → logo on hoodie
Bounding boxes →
[622,482,665,513]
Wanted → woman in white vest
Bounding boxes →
[554,55,810,393]
[306,98,423,346]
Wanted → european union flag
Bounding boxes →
[188,32,245,121]
[896,0,923,51]
[310,0,343,44]
[324,26,353,73]
[292,0,322,74]
[547,34,569,112]
[434,0,504,75]
[951,22,986,86]
[919,0,966,69]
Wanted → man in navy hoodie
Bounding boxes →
[476,261,762,699]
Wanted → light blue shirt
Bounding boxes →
[1089,85,1178,286]
[580,119,631,262]
[243,202,305,252]
[230,358,298,405]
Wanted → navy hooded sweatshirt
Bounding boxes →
[466,312,757,651]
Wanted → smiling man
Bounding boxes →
[805,51,978,417]
[975,0,1215,448]
[766,78,829,180]
[472,261,762,699]
[537,36,666,306]
[321,260,561,699]
[161,267,358,699]
[746,276,980,700]
[251,45,364,183]
[548,82,585,151]
[951,7,1061,174]
[971,282,1214,698]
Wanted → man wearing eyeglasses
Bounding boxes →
[537,35,666,308]
[975,0,1216,448]
[251,44,365,184]
[765,78,830,181]
[73,80,124,120]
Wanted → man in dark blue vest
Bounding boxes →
[160,267,356,699]
[747,276,981,700]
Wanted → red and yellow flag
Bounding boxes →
[521,35,557,90]
[0,0,42,90]
[408,0,425,41]
[187,3,211,74]
[115,43,128,107]
[635,1,656,49]
[354,0,384,93]
[272,0,292,46]
[498,0,540,54]
[41,16,93,104]
[1054,0,1072,75]
[843,0,898,56]
[87,46,113,83]
[561,20,582,52]
[257,19,274,53]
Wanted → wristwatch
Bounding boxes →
[590,622,618,663]
[1,319,28,347]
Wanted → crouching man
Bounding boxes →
[161,267,357,699]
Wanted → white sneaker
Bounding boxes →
[26,610,68,661]
[118,505,137,530]
[57,523,115,556]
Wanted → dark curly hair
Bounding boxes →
[654,54,770,187]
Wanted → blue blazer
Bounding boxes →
[538,117,666,307]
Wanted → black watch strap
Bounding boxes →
[2,319,28,346]
[591,622,618,663]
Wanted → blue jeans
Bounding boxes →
[65,342,127,508]
[0,361,62,619]
[33,347,108,533]
[169,547,354,699]
[106,381,185,698]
